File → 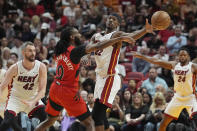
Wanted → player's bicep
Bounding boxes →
[38,63,47,91]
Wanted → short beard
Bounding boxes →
[25,56,35,62]
[74,37,82,46]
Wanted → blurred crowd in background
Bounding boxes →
[1,0,197,131]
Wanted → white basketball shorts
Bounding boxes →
[164,93,197,119]
[94,74,121,108]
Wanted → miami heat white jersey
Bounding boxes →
[10,60,40,100]
[94,31,120,77]
[173,62,196,96]
[0,69,7,103]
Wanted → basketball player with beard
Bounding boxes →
[131,48,197,131]
[90,14,154,131]
[0,42,47,131]
[34,27,135,131]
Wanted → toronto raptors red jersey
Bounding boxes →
[54,45,80,87]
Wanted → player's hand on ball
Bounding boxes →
[121,36,135,44]
[145,19,155,34]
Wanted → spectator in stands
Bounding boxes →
[127,79,138,95]
[6,59,15,69]
[87,69,96,82]
[11,36,23,60]
[143,92,152,107]
[36,23,54,46]
[107,94,124,131]
[80,90,88,103]
[156,21,174,44]
[132,46,150,75]
[1,47,10,69]
[21,22,34,42]
[117,64,126,84]
[141,67,168,96]
[164,89,174,103]
[10,52,18,63]
[180,0,197,20]
[34,38,48,61]
[87,92,94,112]
[181,35,197,60]
[120,88,132,112]
[158,68,174,87]
[79,66,88,83]
[146,35,164,56]
[144,92,166,131]
[0,37,8,52]
[30,15,40,35]
[166,25,187,54]
[122,92,149,131]
[4,19,15,41]
[151,45,169,74]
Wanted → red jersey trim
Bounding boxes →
[107,47,120,74]
[100,76,114,107]
[5,80,13,111]
[192,74,196,94]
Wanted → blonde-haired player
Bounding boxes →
[131,48,197,131]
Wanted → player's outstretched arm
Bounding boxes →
[85,36,135,53]
[0,64,17,94]
[120,19,154,41]
[131,51,176,70]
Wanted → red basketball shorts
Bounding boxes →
[46,82,88,118]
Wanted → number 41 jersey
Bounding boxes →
[173,62,196,96]
[10,60,40,100]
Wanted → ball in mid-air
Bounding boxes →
[151,11,171,30]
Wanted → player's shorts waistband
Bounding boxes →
[174,93,195,100]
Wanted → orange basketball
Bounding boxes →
[151,11,171,30]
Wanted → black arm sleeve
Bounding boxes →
[70,44,87,64]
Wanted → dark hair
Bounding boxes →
[10,52,18,58]
[54,26,75,56]
[110,13,121,24]
[178,47,190,56]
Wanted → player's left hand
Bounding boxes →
[21,99,37,109]
[145,19,155,34]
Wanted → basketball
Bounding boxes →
[151,11,171,30]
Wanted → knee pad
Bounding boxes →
[92,99,108,126]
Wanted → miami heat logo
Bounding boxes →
[18,74,38,90]
[175,69,188,83]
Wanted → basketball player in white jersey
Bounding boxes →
[90,13,154,131]
[0,42,47,131]
[0,59,6,120]
[131,48,197,131]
